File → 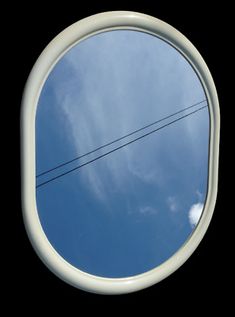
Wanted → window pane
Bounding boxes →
[36,30,209,278]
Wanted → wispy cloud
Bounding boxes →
[139,206,157,215]
[167,196,178,212]
[48,30,208,202]
[196,190,203,200]
[188,203,204,228]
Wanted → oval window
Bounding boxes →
[21,11,220,294]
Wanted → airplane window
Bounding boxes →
[21,11,220,294]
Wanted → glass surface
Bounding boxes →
[36,30,209,278]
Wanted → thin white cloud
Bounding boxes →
[196,190,203,200]
[139,206,157,215]
[167,196,178,212]
[48,30,208,202]
[188,203,204,228]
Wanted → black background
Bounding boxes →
[6,0,230,311]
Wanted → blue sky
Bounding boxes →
[36,30,209,278]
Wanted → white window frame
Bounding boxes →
[21,11,220,295]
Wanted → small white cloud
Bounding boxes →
[167,196,178,212]
[139,206,157,215]
[188,203,204,228]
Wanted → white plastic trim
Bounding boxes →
[21,11,220,295]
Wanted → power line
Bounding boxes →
[36,105,207,189]
[36,99,206,178]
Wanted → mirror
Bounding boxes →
[35,30,209,278]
